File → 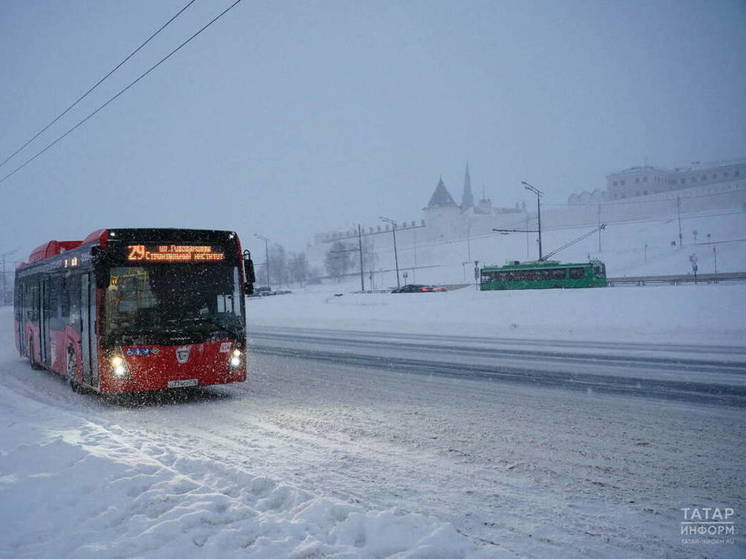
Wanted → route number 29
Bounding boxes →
[127,245,146,261]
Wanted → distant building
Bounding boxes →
[569,158,746,204]
[306,157,746,282]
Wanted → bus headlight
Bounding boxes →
[229,349,242,368]
[110,355,130,378]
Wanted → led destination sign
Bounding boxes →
[126,244,225,262]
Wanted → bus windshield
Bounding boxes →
[104,265,243,340]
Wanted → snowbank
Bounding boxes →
[247,283,746,346]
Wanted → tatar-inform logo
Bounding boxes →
[176,346,191,364]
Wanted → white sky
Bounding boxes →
[1,0,745,257]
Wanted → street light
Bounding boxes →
[490,181,544,261]
[254,234,271,290]
[379,216,400,288]
[521,181,544,261]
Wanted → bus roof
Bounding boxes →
[20,228,238,267]
[27,240,84,264]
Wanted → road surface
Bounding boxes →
[1,318,744,557]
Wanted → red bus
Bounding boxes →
[14,228,255,394]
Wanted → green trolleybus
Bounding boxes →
[480,260,607,291]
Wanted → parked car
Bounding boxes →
[248,286,292,297]
[392,284,447,293]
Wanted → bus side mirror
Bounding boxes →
[243,250,255,295]
[91,247,110,289]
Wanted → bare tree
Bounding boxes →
[269,243,288,287]
[325,241,353,281]
[289,252,309,287]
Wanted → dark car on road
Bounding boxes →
[392,284,447,293]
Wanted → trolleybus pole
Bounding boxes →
[521,181,544,261]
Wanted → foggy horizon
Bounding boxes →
[2,0,745,259]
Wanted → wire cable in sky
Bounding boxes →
[0,0,243,187]
[0,0,199,171]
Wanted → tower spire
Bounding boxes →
[461,162,474,210]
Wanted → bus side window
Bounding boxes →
[30,284,40,322]
[14,285,22,321]
[49,277,65,329]
[61,277,70,320]
[68,275,81,329]
[22,283,30,321]
[569,267,584,279]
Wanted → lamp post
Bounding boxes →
[521,181,544,261]
[713,246,718,275]
[357,224,365,292]
[254,234,271,290]
[379,216,400,288]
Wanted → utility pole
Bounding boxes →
[466,220,472,263]
[521,181,544,260]
[676,196,683,249]
[357,224,365,292]
[379,216,400,288]
[597,204,602,253]
[713,246,718,275]
[254,234,271,290]
[412,229,418,283]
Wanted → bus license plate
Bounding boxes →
[168,379,198,388]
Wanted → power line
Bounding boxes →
[0,0,199,170]
[0,0,243,187]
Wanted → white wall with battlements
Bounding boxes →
[306,175,746,287]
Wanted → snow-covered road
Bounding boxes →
[1,305,744,558]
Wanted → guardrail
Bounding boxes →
[608,272,746,286]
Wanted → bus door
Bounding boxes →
[80,274,99,387]
[40,278,50,366]
[17,284,27,357]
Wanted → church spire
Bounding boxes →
[461,163,474,210]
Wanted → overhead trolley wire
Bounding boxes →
[0,0,243,187]
[0,0,199,170]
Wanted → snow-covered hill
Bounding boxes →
[332,209,746,288]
